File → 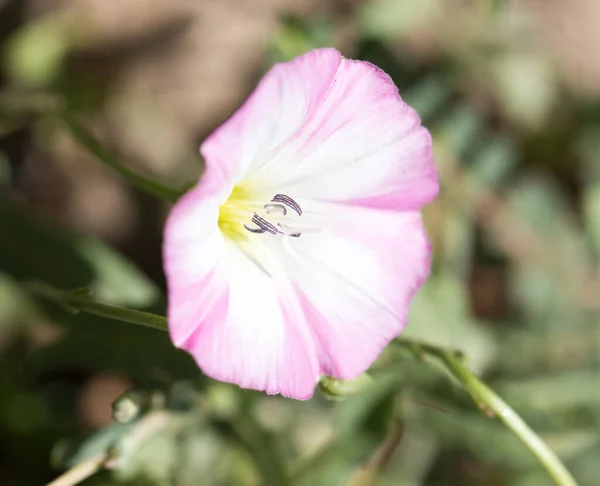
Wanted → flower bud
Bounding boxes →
[318,373,374,401]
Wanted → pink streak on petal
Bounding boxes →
[163,173,228,348]
[259,57,438,211]
[183,242,319,399]
[199,48,343,188]
[343,165,439,211]
[165,213,320,398]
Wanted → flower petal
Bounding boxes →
[200,48,343,188]
[162,182,226,348]
[270,203,431,379]
[164,189,319,399]
[259,57,438,210]
[164,48,438,398]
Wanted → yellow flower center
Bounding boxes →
[218,184,254,241]
[218,184,307,242]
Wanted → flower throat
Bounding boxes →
[218,187,304,241]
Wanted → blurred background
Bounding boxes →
[1,0,600,484]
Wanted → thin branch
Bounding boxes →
[59,113,184,203]
[47,411,174,486]
[46,452,108,486]
[28,282,168,331]
[0,89,185,202]
[395,339,578,486]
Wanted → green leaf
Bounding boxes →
[51,422,134,468]
[4,13,74,86]
[0,198,159,307]
[73,238,159,307]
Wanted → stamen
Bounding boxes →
[264,203,287,215]
[242,194,305,237]
[252,213,279,235]
[272,194,302,216]
[243,224,266,234]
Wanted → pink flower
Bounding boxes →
[162,48,438,399]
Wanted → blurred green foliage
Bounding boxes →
[1,0,600,485]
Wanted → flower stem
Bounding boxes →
[46,411,173,486]
[30,283,578,486]
[46,452,108,486]
[73,298,169,331]
[59,113,184,203]
[28,282,168,331]
[394,339,578,486]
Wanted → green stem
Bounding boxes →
[46,452,108,486]
[73,298,168,331]
[29,282,168,331]
[395,339,578,486]
[30,283,578,486]
[59,114,184,203]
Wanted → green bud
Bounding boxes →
[112,389,152,423]
[318,373,374,401]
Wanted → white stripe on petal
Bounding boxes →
[179,239,320,398]
[265,203,431,380]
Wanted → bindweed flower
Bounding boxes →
[163,48,438,400]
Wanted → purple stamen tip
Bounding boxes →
[272,194,302,216]
[251,213,279,235]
